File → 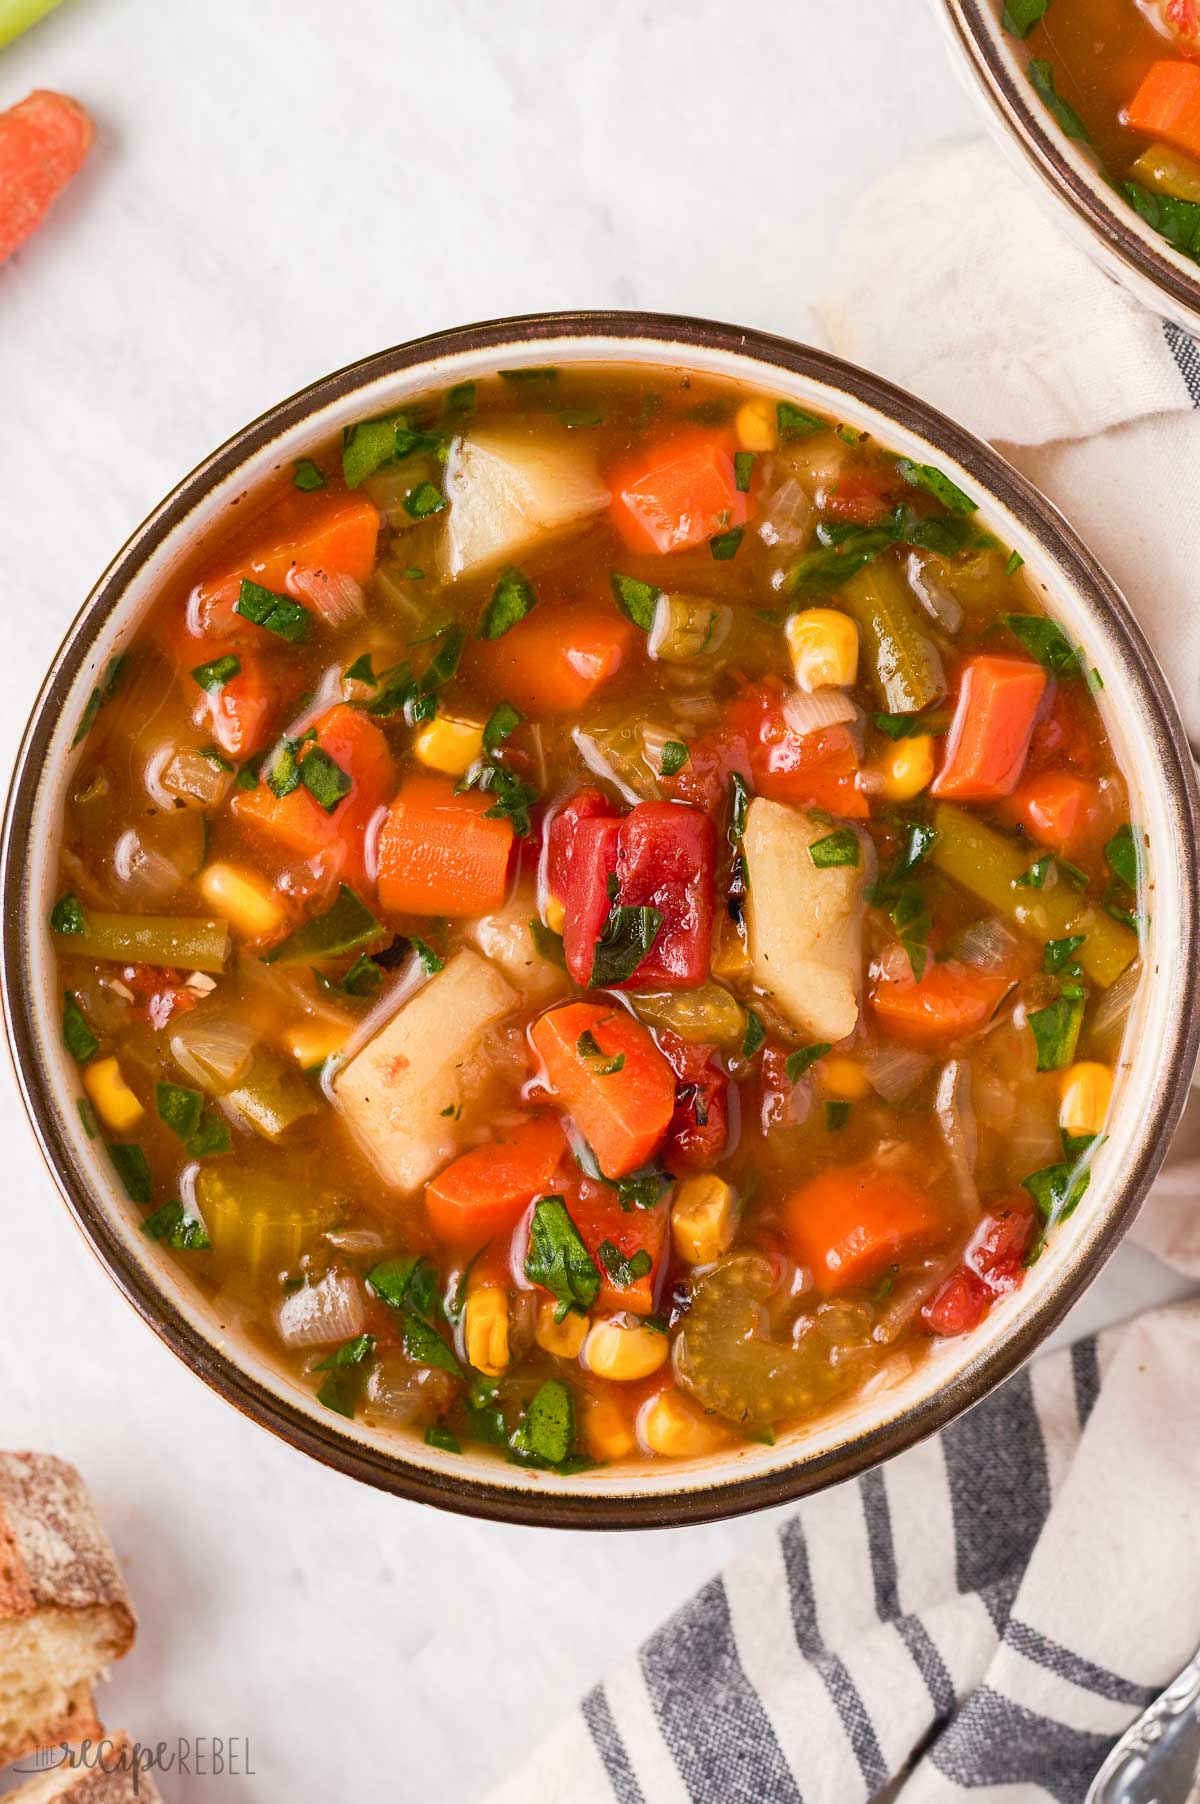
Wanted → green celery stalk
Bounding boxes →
[840,560,945,714]
[929,804,1138,988]
[0,0,65,50]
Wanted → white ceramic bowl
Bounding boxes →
[4,313,1197,1527]
[935,0,1200,335]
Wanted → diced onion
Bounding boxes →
[287,566,365,629]
[906,553,964,634]
[862,1043,931,1102]
[781,687,858,739]
[648,594,732,663]
[148,744,231,809]
[571,729,645,806]
[112,829,187,905]
[758,475,815,550]
[277,1271,366,1349]
[1090,962,1141,1050]
[935,1059,979,1214]
[370,562,425,623]
[170,1014,259,1092]
[946,915,1021,974]
[1006,1104,1063,1188]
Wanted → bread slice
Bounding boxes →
[4,1734,162,1802]
[0,1454,135,1767]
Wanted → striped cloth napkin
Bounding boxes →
[489,139,1200,1804]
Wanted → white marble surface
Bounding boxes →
[0,3,1193,1799]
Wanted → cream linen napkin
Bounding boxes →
[487,139,1200,1804]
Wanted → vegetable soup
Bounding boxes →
[1006,0,1200,262]
[51,364,1144,1470]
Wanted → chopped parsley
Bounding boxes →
[1029,57,1089,142]
[776,401,825,439]
[483,701,522,752]
[50,893,87,936]
[509,1377,575,1468]
[1002,612,1083,676]
[577,1029,626,1076]
[894,458,977,514]
[524,1195,599,1321]
[1028,996,1084,1071]
[610,572,661,632]
[411,936,445,975]
[710,526,744,561]
[734,451,756,492]
[71,655,128,749]
[809,827,860,869]
[786,1042,831,1082]
[299,746,352,813]
[62,992,98,1064]
[404,480,446,519]
[108,1142,151,1205]
[265,885,381,965]
[825,1100,852,1132]
[589,905,662,988]
[1043,934,1086,974]
[1005,549,1025,576]
[155,1081,204,1143]
[142,1201,212,1251]
[235,579,310,644]
[479,568,536,640]
[1002,0,1050,35]
[529,918,567,969]
[597,1241,652,1289]
[659,740,689,777]
[742,1009,766,1059]
[191,653,241,694]
[292,458,326,491]
[314,1332,376,1417]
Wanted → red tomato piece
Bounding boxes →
[120,965,200,1032]
[561,801,716,991]
[821,470,897,526]
[722,679,869,819]
[566,1181,669,1315]
[546,788,615,906]
[608,431,749,555]
[659,1031,730,1170]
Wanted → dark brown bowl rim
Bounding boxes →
[940,0,1200,329]
[3,310,1197,1530]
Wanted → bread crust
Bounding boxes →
[0,1455,135,1766]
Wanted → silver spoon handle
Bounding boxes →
[1087,1647,1200,1802]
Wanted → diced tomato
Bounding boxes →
[784,1161,951,1294]
[821,469,897,527]
[560,800,716,991]
[469,605,634,716]
[424,1116,566,1247]
[546,788,611,903]
[195,647,286,762]
[1005,768,1100,855]
[608,431,750,556]
[1026,681,1098,775]
[376,774,513,918]
[931,655,1047,801]
[0,90,94,265]
[658,1031,729,1170]
[566,1180,669,1314]
[120,965,199,1032]
[192,488,381,614]
[922,1202,1035,1336]
[233,704,396,887]
[722,679,869,818]
[529,1002,676,1177]
[870,960,1011,1050]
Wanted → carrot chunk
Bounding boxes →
[469,605,634,716]
[870,961,1011,1050]
[784,1162,951,1294]
[608,431,750,555]
[425,1116,566,1247]
[0,90,93,264]
[376,774,513,917]
[1005,768,1099,853]
[233,704,396,886]
[529,1002,676,1177]
[193,647,284,762]
[193,488,381,629]
[931,655,1047,801]
[1126,60,1200,161]
[568,1181,669,1314]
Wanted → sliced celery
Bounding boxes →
[0,0,64,50]
[630,982,745,1051]
[264,886,383,966]
[62,912,230,974]
[929,804,1138,988]
[222,1050,320,1141]
[197,1163,331,1277]
[840,560,944,714]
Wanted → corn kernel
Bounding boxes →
[413,714,485,778]
[465,1287,510,1376]
[819,1056,871,1102]
[535,1296,589,1359]
[672,1174,736,1266]
[584,1318,670,1383]
[83,1057,143,1134]
[785,608,859,691]
[875,734,935,802]
[583,1396,637,1463]
[640,1388,731,1459]
[199,861,284,939]
[1059,1062,1113,1138]
[735,398,778,453]
[283,1017,351,1070]
[544,894,566,936]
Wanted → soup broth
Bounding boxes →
[51,362,1144,1470]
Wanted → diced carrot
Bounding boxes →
[425,1115,566,1247]
[0,91,94,265]
[469,605,634,716]
[192,488,381,630]
[870,961,1011,1050]
[529,1001,676,1178]
[1126,60,1200,161]
[233,704,396,886]
[376,774,513,917]
[1005,768,1099,854]
[194,647,284,762]
[608,431,750,555]
[568,1181,669,1314]
[784,1161,951,1294]
[930,655,1047,801]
